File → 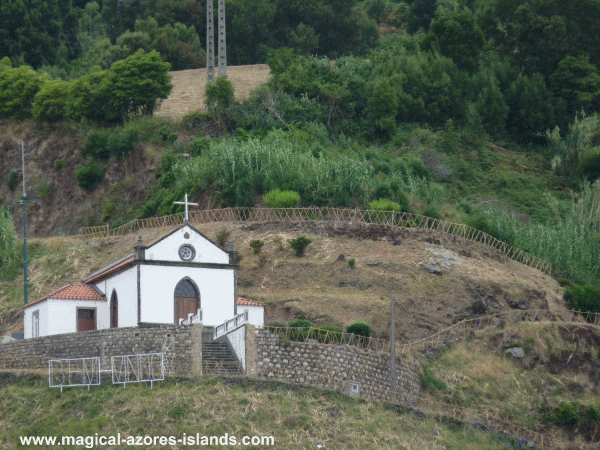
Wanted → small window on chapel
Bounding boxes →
[178,244,195,261]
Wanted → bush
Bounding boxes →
[215,228,231,247]
[0,64,44,119]
[546,401,600,439]
[368,198,403,212]
[289,236,312,256]
[205,76,235,110]
[7,170,18,191]
[346,321,371,338]
[83,130,111,160]
[54,159,63,171]
[348,258,356,268]
[189,136,211,157]
[106,128,139,159]
[74,158,106,192]
[263,189,301,208]
[422,205,441,220]
[289,319,314,328]
[249,239,264,254]
[422,363,448,392]
[564,285,600,318]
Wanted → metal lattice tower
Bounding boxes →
[206,0,215,83]
[217,0,227,77]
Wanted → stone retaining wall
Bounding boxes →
[0,326,422,405]
[253,329,421,405]
[0,325,202,375]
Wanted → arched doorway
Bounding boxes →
[174,278,200,324]
[110,290,118,328]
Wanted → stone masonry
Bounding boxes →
[0,325,421,404]
[253,329,421,406]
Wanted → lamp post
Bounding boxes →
[6,142,41,305]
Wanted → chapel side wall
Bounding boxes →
[140,265,234,326]
[0,325,200,375]
[48,299,109,335]
[253,329,422,405]
[97,266,138,328]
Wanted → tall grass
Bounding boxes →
[174,132,375,200]
[467,183,600,284]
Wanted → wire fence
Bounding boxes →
[78,207,552,273]
[266,309,600,357]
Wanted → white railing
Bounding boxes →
[213,310,249,340]
[179,308,203,325]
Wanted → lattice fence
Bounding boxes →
[79,207,552,274]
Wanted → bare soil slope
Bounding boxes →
[154,64,271,119]
[1,221,565,343]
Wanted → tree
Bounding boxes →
[103,49,173,121]
[0,63,45,119]
[365,78,398,139]
[550,54,600,115]
[425,6,485,74]
[33,79,70,121]
[406,0,438,34]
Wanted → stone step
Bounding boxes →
[202,341,242,376]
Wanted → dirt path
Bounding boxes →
[154,64,271,119]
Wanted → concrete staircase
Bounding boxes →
[201,327,243,376]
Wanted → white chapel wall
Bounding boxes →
[145,225,230,264]
[241,305,264,328]
[47,299,109,335]
[24,302,49,339]
[139,265,235,326]
[96,266,138,328]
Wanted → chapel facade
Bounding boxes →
[23,223,264,339]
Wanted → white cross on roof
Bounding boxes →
[173,193,198,223]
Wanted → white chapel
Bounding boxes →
[23,222,265,339]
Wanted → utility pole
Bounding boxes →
[217,0,227,77]
[389,294,397,404]
[206,0,215,83]
[7,142,41,305]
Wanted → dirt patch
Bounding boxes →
[154,65,271,119]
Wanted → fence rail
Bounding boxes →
[267,308,600,359]
[79,207,552,274]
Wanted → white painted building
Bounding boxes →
[23,223,265,339]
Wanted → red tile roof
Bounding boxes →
[24,284,106,309]
[237,297,265,307]
[83,256,135,284]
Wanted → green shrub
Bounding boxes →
[422,205,441,220]
[263,189,301,208]
[564,285,600,318]
[74,158,106,192]
[0,64,44,119]
[547,401,600,440]
[348,258,356,268]
[249,239,264,254]
[215,228,231,247]
[465,209,516,245]
[289,319,314,328]
[189,137,211,157]
[368,198,403,212]
[289,236,312,256]
[83,130,111,160]
[7,170,18,191]
[54,159,63,171]
[106,128,139,159]
[346,321,371,338]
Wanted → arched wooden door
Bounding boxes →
[174,279,200,324]
[110,290,118,328]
